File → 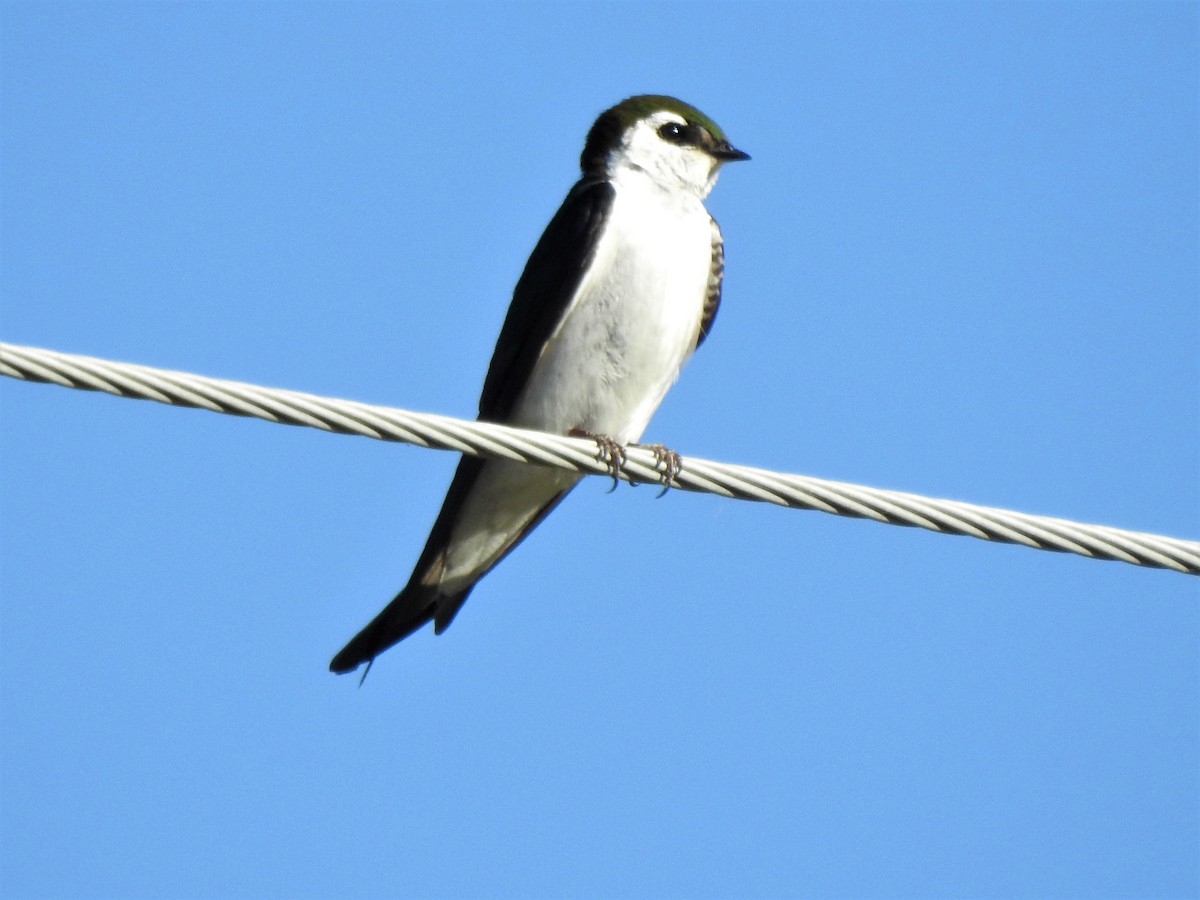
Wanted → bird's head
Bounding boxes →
[581,94,749,198]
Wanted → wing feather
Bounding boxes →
[696,216,725,349]
[329,178,615,673]
[479,178,615,421]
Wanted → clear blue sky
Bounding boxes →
[2,3,1196,898]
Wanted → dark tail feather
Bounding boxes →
[329,583,467,674]
[329,469,574,675]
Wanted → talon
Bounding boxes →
[569,428,626,490]
[632,442,683,497]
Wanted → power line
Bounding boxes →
[3,340,1196,576]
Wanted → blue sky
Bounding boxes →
[1,3,1196,898]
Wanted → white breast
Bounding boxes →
[512,171,714,443]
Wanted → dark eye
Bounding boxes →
[658,122,687,143]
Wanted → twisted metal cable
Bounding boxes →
[3,340,1197,575]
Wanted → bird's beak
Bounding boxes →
[711,141,751,162]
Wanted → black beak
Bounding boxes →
[712,141,751,162]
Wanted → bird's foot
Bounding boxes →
[569,428,626,492]
[631,442,683,497]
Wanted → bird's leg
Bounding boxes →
[568,428,626,492]
[630,442,683,497]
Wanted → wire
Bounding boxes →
[3,340,1197,576]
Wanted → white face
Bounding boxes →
[612,110,722,199]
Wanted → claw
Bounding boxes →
[633,442,683,497]
[569,428,626,491]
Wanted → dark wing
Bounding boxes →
[695,216,725,350]
[479,177,615,421]
[329,179,613,674]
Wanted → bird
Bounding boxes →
[330,95,748,675]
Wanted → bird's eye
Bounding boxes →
[658,122,687,143]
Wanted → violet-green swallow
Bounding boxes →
[330,95,748,674]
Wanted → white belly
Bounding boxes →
[439,179,714,588]
[511,179,712,443]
